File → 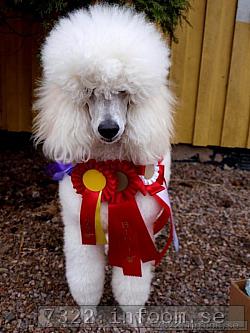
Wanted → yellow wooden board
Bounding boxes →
[170,0,206,144]
[0,18,33,132]
[193,0,237,146]
[16,19,32,132]
[248,121,250,148]
[0,25,7,130]
[3,23,20,131]
[221,21,250,148]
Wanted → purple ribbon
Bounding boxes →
[46,162,74,181]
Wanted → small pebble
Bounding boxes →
[4,312,15,323]
[32,191,40,198]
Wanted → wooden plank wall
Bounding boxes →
[1,18,34,132]
[221,0,250,148]
[0,1,250,149]
[170,0,250,148]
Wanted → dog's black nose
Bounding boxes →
[98,120,119,140]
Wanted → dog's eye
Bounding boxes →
[118,91,129,100]
[88,89,96,100]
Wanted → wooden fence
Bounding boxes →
[171,0,250,148]
[0,0,250,148]
[0,17,40,132]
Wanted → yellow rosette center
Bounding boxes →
[82,169,106,192]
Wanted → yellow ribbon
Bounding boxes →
[82,169,107,245]
[95,191,107,244]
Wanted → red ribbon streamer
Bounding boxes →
[109,198,159,276]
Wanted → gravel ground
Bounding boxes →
[0,145,249,333]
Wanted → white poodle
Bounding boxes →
[34,4,174,309]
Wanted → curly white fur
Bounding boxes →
[33,4,174,311]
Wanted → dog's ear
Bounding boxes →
[33,82,91,163]
[125,85,175,164]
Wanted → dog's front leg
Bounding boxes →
[111,194,158,308]
[59,176,106,306]
[112,262,153,307]
[111,194,160,326]
[112,262,153,327]
[64,224,106,306]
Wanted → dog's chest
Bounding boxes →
[59,175,161,233]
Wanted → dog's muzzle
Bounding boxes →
[98,120,119,141]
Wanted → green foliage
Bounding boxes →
[113,0,191,41]
[4,0,190,41]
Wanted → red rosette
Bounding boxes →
[137,162,173,261]
[71,159,117,200]
[140,164,165,195]
[71,160,117,245]
[106,160,147,203]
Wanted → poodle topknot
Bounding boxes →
[34,4,174,165]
